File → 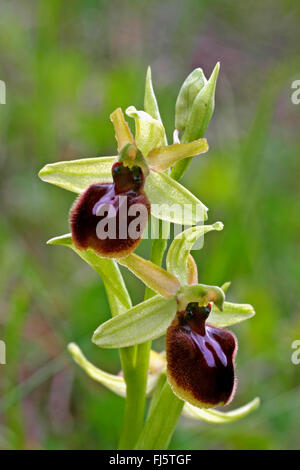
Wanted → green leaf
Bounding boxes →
[119,253,180,299]
[182,397,260,423]
[175,68,207,131]
[209,301,255,328]
[47,234,131,316]
[166,222,224,285]
[147,138,208,172]
[126,106,166,156]
[146,170,208,224]
[144,67,167,145]
[92,295,177,348]
[177,284,225,311]
[110,107,135,152]
[68,343,160,397]
[39,156,115,193]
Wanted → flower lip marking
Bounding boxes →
[70,162,150,258]
[166,302,237,408]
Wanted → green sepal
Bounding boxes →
[209,301,255,328]
[68,343,161,397]
[144,66,167,145]
[38,156,115,193]
[92,295,177,348]
[146,171,208,224]
[126,106,166,157]
[166,222,223,285]
[182,397,260,423]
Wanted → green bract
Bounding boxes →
[175,68,207,132]
[166,222,224,285]
[171,62,220,181]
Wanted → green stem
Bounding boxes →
[118,344,150,450]
[120,233,168,449]
[135,377,184,450]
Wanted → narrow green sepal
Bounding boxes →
[182,397,260,423]
[209,301,255,328]
[92,295,177,348]
[144,67,167,145]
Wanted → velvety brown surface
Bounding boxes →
[70,163,150,258]
[167,303,237,407]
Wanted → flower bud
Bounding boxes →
[70,162,150,258]
[166,302,237,408]
[175,68,207,132]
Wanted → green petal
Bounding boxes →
[166,222,224,285]
[38,156,115,193]
[47,234,131,316]
[119,253,180,299]
[177,284,225,311]
[144,67,167,145]
[209,301,255,328]
[92,295,177,348]
[68,343,160,397]
[126,105,166,156]
[146,171,208,225]
[110,107,135,152]
[147,138,208,172]
[182,397,260,423]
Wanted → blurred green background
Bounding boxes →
[0,0,300,450]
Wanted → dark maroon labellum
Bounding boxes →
[70,162,150,258]
[166,302,237,408]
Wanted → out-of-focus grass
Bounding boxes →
[0,0,300,449]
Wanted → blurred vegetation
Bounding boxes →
[0,0,300,449]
